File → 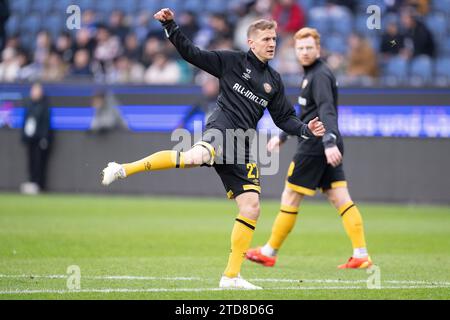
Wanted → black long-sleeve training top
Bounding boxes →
[162,20,313,138]
[280,58,343,156]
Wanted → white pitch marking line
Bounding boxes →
[1,274,449,286]
[1,285,450,295]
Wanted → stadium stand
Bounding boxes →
[1,0,449,86]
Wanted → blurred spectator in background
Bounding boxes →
[42,51,67,82]
[90,89,128,133]
[109,10,130,44]
[133,12,151,43]
[400,7,435,58]
[346,33,379,85]
[233,0,265,51]
[55,32,75,64]
[0,47,19,82]
[123,32,141,61]
[0,0,10,52]
[380,21,407,61]
[195,13,233,49]
[140,36,163,68]
[74,28,96,57]
[107,55,144,83]
[81,8,98,34]
[34,31,53,66]
[69,49,93,79]
[93,24,122,79]
[21,83,52,194]
[178,72,219,128]
[272,0,305,37]
[178,11,200,41]
[144,51,181,84]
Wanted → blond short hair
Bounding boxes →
[294,27,321,46]
[247,19,278,38]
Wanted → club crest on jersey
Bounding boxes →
[302,79,308,89]
[263,83,272,94]
[242,68,252,80]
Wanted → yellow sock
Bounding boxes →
[122,150,185,176]
[223,214,257,278]
[268,205,299,250]
[338,202,367,249]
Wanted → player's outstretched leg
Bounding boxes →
[326,188,372,269]
[246,187,303,267]
[101,144,213,186]
[220,192,262,290]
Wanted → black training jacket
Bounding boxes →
[280,58,343,156]
[162,20,312,138]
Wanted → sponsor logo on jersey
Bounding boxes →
[233,83,268,108]
[263,83,272,94]
[242,68,252,80]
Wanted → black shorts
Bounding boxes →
[214,163,261,199]
[286,152,347,196]
[193,130,260,199]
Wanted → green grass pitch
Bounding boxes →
[0,193,449,300]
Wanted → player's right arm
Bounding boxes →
[154,8,236,78]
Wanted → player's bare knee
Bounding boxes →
[282,187,303,208]
[239,199,260,220]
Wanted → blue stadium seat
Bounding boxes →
[441,36,450,56]
[115,0,140,15]
[5,14,20,36]
[205,0,224,13]
[425,13,447,41]
[52,0,73,12]
[182,0,203,12]
[435,57,450,80]
[138,0,162,13]
[94,1,117,15]
[330,12,353,37]
[323,34,347,54]
[30,0,53,14]
[41,13,65,40]
[9,0,30,15]
[298,0,315,11]
[308,15,329,35]
[409,55,433,86]
[76,0,96,11]
[432,0,450,14]
[21,14,42,35]
[384,56,408,85]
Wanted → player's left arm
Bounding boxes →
[311,73,342,167]
[268,79,324,138]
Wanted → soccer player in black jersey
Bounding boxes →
[246,28,372,269]
[101,9,325,289]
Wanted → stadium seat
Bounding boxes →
[308,15,329,35]
[52,0,73,12]
[330,11,353,37]
[425,13,447,42]
[21,14,42,35]
[432,0,450,14]
[383,56,408,86]
[30,0,53,14]
[9,0,30,15]
[115,0,140,15]
[41,13,65,40]
[205,0,224,13]
[434,57,450,86]
[182,0,204,12]
[409,55,433,86]
[323,34,347,54]
[5,14,20,36]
